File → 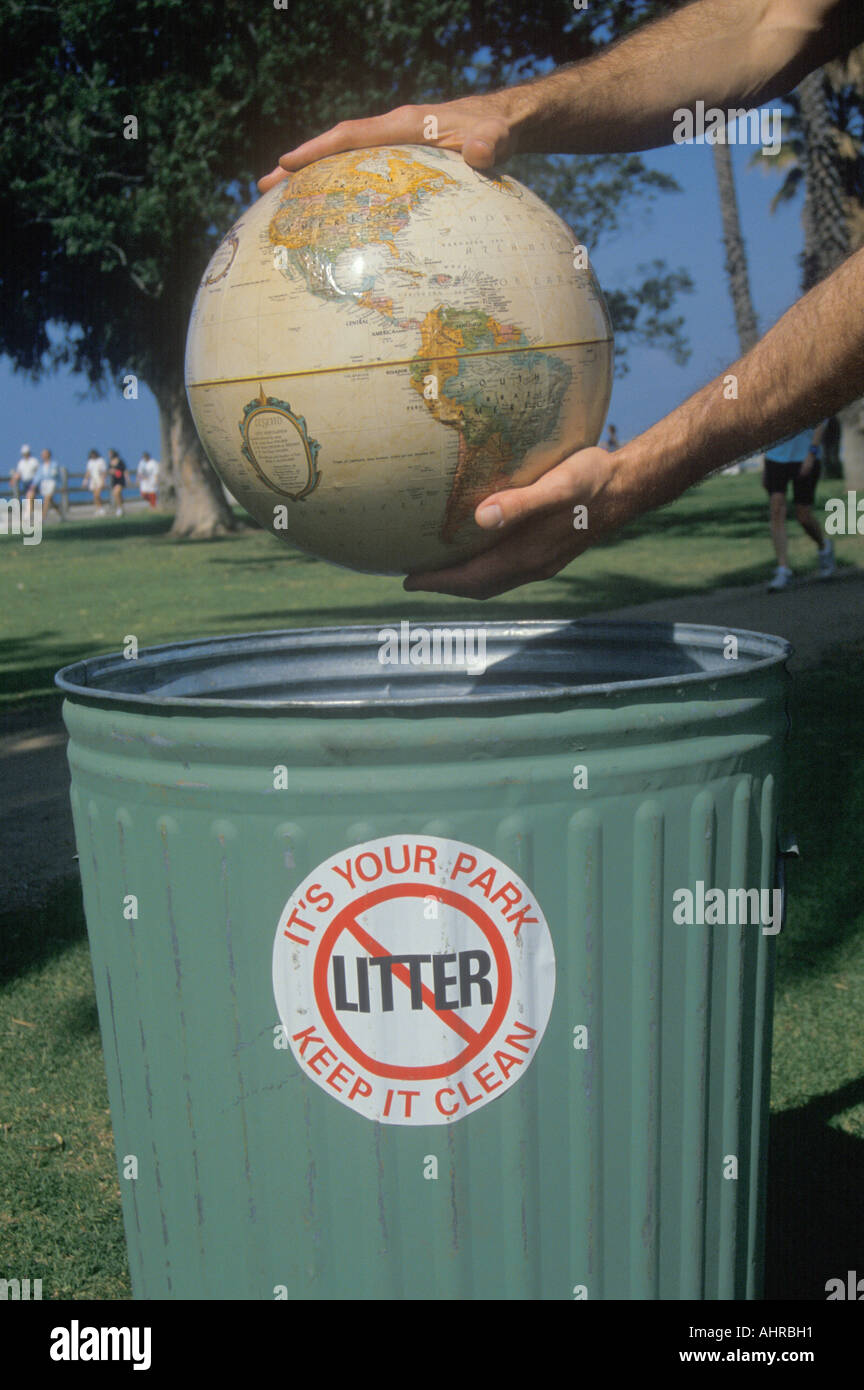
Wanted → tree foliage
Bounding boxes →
[755,64,864,260]
[0,0,693,529]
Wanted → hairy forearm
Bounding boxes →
[608,244,864,517]
[503,0,862,154]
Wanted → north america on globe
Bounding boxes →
[185,145,613,574]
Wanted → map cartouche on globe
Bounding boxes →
[185,145,614,575]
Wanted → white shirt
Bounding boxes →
[137,457,160,489]
[84,455,107,485]
[14,454,38,482]
[36,457,61,484]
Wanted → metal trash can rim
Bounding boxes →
[54,619,791,714]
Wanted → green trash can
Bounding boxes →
[56,619,790,1301]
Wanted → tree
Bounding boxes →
[707,136,760,476]
[0,0,693,536]
[797,71,853,289]
[757,53,864,483]
[711,142,759,354]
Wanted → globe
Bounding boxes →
[185,145,614,575]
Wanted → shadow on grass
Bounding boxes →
[56,991,101,1039]
[766,1076,864,1300]
[0,876,87,986]
[181,557,776,631]
[0,632,116,706]
[45,516,257,544]
[206,550,324,569]
[44,516,174,543]
[776,643,864,981]
[601,497,768,547]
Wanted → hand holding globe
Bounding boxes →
[186,143,614,583]
[257,95,526,191]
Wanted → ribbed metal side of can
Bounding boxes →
[57,621,790,1301]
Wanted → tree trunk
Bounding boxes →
[797,69,850,291]
[163,389,237,538]
[157,400,176,507]
[838,399,864,489]
[796,68,862,483]
[711,141,760,354]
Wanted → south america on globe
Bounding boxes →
[185,145,614,575]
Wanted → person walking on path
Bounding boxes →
[763,424,835,591]
[107,449,128,516]
[135,451,160,509]
[10,444,38,497]
[258,0,864,598]
[28,448,64,521]
[82,449,108,515]
[10,445,38,522]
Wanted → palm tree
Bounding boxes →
[758,55,864,484]
[710,134,761,473]
[712,141,760,353]
[797,70,852,289]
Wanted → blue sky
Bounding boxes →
[1,138,803,474]
[595,139,802,440]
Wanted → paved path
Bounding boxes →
[591,565,864,672]
[0,707,78,913]
[44,497,156,522]
[2,566,862,914]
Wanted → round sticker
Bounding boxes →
[272,835,556,1125]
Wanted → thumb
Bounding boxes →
[461,117,513,170]
[474,448,613,530]
[473,465,577,532]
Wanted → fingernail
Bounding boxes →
[476,503,503,528]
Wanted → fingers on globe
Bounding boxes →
[257,167,287,192]
[403,562,497,599]
[403,532,546,600]
[267,105,507,187]
[278,107,423,172]
[402,552,496,596]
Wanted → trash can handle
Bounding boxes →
[775,830,800,936]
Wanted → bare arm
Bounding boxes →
[799,417,828,471]
[403,244,864,598]
[511,0,863,155]
[614,244,863,507]
[259,0,863,186]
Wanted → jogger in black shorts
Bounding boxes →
[762,423,835,591]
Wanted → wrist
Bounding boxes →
[584,443,653,539]
[493,80,556,155]
[611,425,697,517]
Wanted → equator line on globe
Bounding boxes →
[185,144,614,575]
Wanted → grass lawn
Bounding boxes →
[1,470,859,705]
[1,470,862,1299]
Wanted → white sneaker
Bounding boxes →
[818,540,836,578]
[768,565,793,592]
[116,507,124,517]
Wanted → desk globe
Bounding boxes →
[185,145,613,575]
